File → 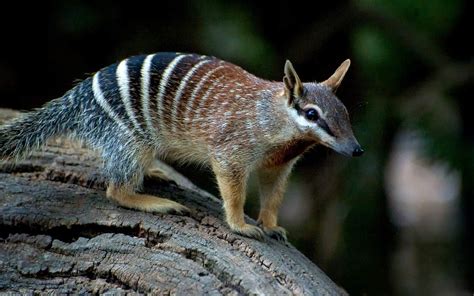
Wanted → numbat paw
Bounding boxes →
[106,187,190,215]
[145,198,191,215]
[262,226,288,242]
[147,168,170,181]
[231,223,265,241]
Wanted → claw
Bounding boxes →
[265,226,288,242]
[231,223,265,241]
[263,226,288,242]
[257,219,289,242]
[167,204,191,216]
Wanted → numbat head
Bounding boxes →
[283,59,363,157]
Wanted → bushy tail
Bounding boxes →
[0,92,79,160]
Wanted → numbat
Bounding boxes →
[0,53,363,241]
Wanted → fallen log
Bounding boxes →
[0,108,346,295]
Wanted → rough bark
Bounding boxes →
[0,108,346,295]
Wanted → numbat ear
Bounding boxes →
[284,60,303,104]
[321,59,351,93]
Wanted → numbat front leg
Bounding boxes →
[212,163,265,240]
[257,162,295,242]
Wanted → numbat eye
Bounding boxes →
[304,108,319,121]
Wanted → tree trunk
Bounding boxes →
[0,108,346,295]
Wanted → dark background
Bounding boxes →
[1,1,473,294]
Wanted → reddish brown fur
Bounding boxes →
[262,138,316,168]
[175,61,216,132]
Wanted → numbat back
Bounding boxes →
[0,52,363,241]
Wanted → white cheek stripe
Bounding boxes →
[288,108,312,128]
[287,106,335,145]
[314,127,335,145]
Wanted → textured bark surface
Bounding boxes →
[0,108,346,295]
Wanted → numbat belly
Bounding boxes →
[0,52,363,241]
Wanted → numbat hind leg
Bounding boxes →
[106,184,190,215]
[146,160,198,190]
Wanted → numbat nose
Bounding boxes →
[352,147,364,157]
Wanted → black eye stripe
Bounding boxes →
[317,120,335,137]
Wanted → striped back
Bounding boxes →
[89,52,269,147]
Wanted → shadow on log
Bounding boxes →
[0,108,346,295]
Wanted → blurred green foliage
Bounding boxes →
[195,1,278,73]
[360,0,462,37]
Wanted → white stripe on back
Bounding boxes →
[183,64,225,125]
[170,59,211,132]
[92,72,132,136]
[140,54,157,140]
[156,54,187,133]
[117,59,146,136]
